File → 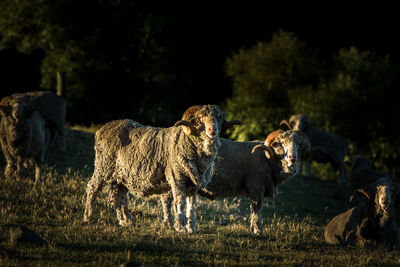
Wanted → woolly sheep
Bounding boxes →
[324,176,400,249]
[0,100,48,183]
[2,91,67,151]
[161,129,312,234]
[280,114,349,185]
[83,105,235,233]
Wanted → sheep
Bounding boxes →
[160,129,313,235]
[0,99,48,183]
[83,105,235,233]
[2,91,67,151]
[280,114,349,185]
[324,176,400,249]
[347,155,395,190]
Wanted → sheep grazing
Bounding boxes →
[280,114,349,185]
[161,129,312,234]
[347,155,394,190]
[2,91,67,151]
[83,105,234,233]
[324,176,400,249]
[0,100,48,183]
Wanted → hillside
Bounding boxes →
[1,127,399,266]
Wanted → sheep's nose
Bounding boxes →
[208,127,216,136]
[288,154,296,163]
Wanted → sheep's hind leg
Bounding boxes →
[108,183,133,226]
[160,192,174,229]
[83,175,105,223]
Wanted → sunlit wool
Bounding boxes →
[161,130,312,235]
[280,114,348,185]
[84,105,227,233]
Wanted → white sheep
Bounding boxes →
[280,114,348,185]
[161,129,312,234]
[83,105,235,233]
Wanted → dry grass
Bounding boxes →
[1,126,400,266]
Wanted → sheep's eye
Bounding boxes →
[272,142,280,148]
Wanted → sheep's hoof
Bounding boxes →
[174,223,187,233]
[186,226,197,234]
[119,220,133,227]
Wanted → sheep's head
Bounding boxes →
[252,130,311,174]
[0,98,30,123]
[350,176,399,215]
[180,105,241,140]
[348,155,371,172]
[280,114,310,132]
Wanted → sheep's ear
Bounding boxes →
[221,120,242,134]
[279,120,291,130]
[252,144,273,159]
[350,189,371,203]
[174,120,198,136]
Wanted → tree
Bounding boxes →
[224,30,321,141]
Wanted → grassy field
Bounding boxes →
[1,126,400,266]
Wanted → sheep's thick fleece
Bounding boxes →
[95,119,218,192]
[84,117,221,232]
[0,109,47,183]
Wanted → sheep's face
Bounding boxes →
[374,181,396,214]
[289,114,309,131]
[186,105,226,140]
[350,155,370,172]
[10,99,28,122]
[271,131,303,174]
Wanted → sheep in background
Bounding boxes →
[84,105,236,233]
[2,91,66,151]
[280,114,349,185]
[161,129,313,234]
[347,155,394,190]
[0,100,48,183]
[324,176,400,249]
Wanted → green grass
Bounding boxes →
[1,127,400,266]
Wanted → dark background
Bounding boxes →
[1,1,398,124]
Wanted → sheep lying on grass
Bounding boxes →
[0,100,48,183]
[324,176,400,249]
[161,129,312,234]
[84,105,236,233]
[280,114,348,185]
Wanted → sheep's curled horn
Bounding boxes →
[251,130,284,159]
[349,188,371,203]
[279,119,291,130]
[174,120,199,136]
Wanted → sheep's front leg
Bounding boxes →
[33,150,45,185]
[248,185,264,235]
[339,163,347,185]
[296,160,303,175]
[83,175,105,223]
[305,159,312,176]
[186,191,197,234]
[108,183,133,226]
[172,188,187,233]
[160,192,174,229]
